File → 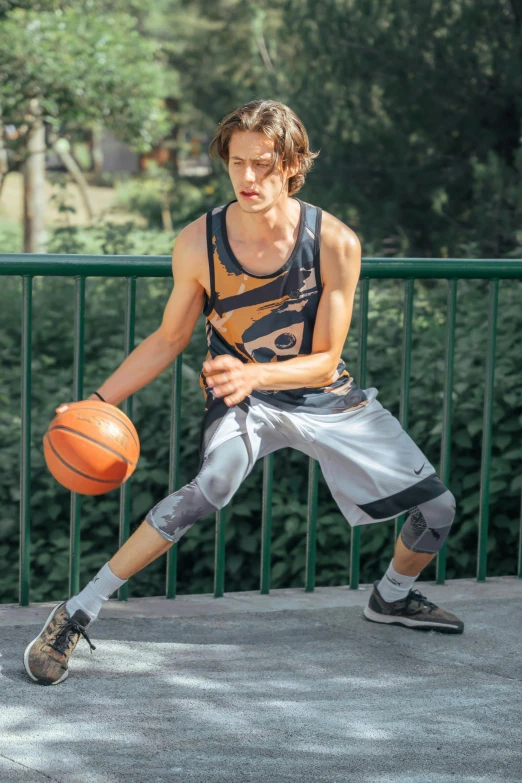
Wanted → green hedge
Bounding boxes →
[0,271,520,604]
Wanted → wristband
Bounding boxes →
[93,391,106,402]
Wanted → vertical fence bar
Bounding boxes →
[518,485,522,579]
[394,279,414,539]
[214,508,227,597]
[260,452,274,594]
[477,279,499,582]
[305,457,319,592]
[166,354,183,599]
[399,278,414,428]
[68,276,85,598]
[19,275,33,606]
[118,277,136,601]
[350,278,369,589]
[436,279,457,585]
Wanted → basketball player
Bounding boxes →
[24,100,462,686]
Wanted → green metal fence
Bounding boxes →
[1,254,522,606]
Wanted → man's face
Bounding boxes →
[228,131,292,211]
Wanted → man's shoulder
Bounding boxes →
[176,212,207,247]
[172,212,208,263]
[314,208,361,288]
[171,213,208,282]
[319,208,360,251]
[175,201,229,247]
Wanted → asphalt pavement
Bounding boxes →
[1,577,521,783]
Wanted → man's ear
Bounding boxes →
[284,164,299,186]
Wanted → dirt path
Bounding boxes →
[0,171,143,227]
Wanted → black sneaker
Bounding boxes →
[363,581,464,634]
[24,602,96,685]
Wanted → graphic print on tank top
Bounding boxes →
[199,197,367,414]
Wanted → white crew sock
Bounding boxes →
[66,562,127,623]
[377,559,420,603]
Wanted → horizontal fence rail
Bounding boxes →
[2,255,522,278]
[2,254,522,606]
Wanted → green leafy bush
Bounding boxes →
[0,219,22,254]
[1,267,520,605]
[47,221,178,257]
[114,170,234,231]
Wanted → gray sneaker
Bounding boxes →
[363,581,464,634]
[24,601,95,685]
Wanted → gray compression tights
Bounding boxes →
[399,490,456,555]
[145,434,456,555]
[145,435,252,543]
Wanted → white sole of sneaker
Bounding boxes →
[363,605,461,632]
[23,603,70,685]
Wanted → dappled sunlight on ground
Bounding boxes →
[1,595,521,782]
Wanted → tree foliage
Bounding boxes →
[277,0,522,257]
[0,0,521,601]
[0,3,168,148]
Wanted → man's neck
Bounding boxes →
[228,193,299,245]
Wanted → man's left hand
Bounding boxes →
[203,356,261,407]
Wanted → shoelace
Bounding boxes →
[50,620,96,655]
[405,589,438,614]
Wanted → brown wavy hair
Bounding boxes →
[209,100,319,196]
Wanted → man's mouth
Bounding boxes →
[240,190,258,198]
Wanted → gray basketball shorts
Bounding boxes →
[198,387,447,527]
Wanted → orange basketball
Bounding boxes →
[43,400,140,495]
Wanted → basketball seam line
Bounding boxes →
[59,405,139,448]
[44,434,121,484]
[48,425,136,467]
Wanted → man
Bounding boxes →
[24,99,462,686]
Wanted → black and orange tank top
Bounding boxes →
[198,198,367,414]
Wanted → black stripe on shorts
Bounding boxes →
[357,474,447,520]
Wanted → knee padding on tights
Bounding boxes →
[400,490,456,554]
[145,434,251,543]
[196,434,251,509]
[145,479,217,543]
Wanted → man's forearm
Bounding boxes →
[95,330,186,406]
[255,351,337,391]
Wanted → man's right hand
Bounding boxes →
[55,394,101,415]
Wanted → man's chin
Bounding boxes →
[236,198,265,212]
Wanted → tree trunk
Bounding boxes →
[0,104,8,200]
[91,123,104,175]
[23,100,46,253]
[161,190,173,232]
[53,137,94,221]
